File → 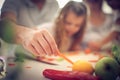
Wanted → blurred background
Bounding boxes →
[0,0,4,14]
[0,0,113,14]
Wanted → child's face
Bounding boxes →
[64,11,85,37]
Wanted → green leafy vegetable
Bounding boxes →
[112,45,120,64]
[15,52,25,62]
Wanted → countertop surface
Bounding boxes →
[4,51,110,80]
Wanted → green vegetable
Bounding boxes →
[15,46,25,62]
[56,58,64,62]
[15,52,25,62]
[112,45,120,64]
[0,20,15,43]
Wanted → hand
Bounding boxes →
[69,44,81,51]
[88,41,102,51]
[18,28,58,57]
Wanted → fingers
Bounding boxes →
[35,32,52,56]
[41,30,59,56]
[23,39,47,56]
[31,39,46,56]
[23,29,59,57]
[88,42,100,51]
[23,42,39,56]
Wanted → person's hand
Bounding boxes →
[69,44,81,51]
[18,28,58,57]
[88,41,102,51]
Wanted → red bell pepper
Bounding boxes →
[43,69,99,80]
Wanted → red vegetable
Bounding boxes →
[43,69,99,80]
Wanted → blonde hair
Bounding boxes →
[54,1,87,52]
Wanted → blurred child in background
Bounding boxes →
[82,0,115,51]
[106,0,120,46]
[38,1,87,52]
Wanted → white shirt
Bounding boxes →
[82,14,115,49]
[1,0,59,27]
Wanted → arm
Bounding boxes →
[0,12,58,56]
[88,31,118,50]
[100,31,118,44]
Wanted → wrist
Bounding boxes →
[15,26,29,44]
